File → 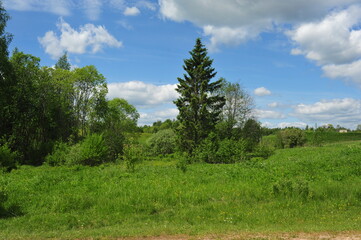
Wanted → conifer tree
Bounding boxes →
[174,38,225,153]
[55,52,71,70]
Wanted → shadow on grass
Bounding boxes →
[0,191,24,219]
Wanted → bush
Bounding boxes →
[123,144,144,172]
[77,134,109,166]
[45,141,70,166]
[277,128,306,148]
[194,133,247,163]
[0,144,18,172]
[46,134,109,166]
[146,129,177,156]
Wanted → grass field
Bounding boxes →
[0,141,361,239]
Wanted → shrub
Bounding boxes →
[242,119,262,152]
[146,129,177,156]
[45,141,70,166]
[77,134,109,166]
[0,144,18,172]
[194,133,247,163]
[46,134,109,166]
[123,144,144,172]
[277,128,306,148]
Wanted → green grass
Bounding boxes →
[0,141,361,239]
[305,132,361,144]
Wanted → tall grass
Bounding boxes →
[0,141,360,239]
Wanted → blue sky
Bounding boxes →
[3,0,361,128]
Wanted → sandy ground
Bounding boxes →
[109,232,361,240]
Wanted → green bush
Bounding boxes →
[45,142,70,166]
[277,128,306,148]
[123,144,144,172]
[146,129,177,156]
[46,134,109,166]
[77,134,109,166]
[194,133,247,163]
[0,144,18,172]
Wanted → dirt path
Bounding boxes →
[111,232,361,240]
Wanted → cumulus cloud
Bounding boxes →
[292,98,361,128]
[124,6,140,16]
[107,81,179,108]
[254,109,285,119]
[159,0,358,49]
[288,5,361,85]
[288,6,361,65]
[139,108,179,125]
[322,60,361,84]
[38,18,122,59]
[159,1,361,85]
[254,87,271,96]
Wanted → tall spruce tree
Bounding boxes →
[174,38,225,153]
[55,52,71,70]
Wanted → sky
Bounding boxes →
[3,0,361,128]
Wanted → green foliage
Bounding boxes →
[146,129,177,156]
[74,134,109,166]
[306,131,361,144]
[308,128,325,146]
[1,142,361,238]
[46,134,109,166]
[277,128,306,148]
[72,65,108,137]
[98,98,140,160]
[0,143,18,172]
[194,133,247,163]
[242,118,262,152]
[123,144,144,172]
[45,142,70,166]
[174,38,225,154]
[217,79,253,138]
[54,52,71,70]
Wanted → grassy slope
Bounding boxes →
[0,141,361,239]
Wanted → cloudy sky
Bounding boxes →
[4,0,361,128]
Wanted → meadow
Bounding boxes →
[0,138,361,239]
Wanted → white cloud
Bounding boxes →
[254,109,285,119]
[139,108,179,125]
[159,0,359,49]
[288,6,361,65]
[107,81,179,108]
[322,60,361,86]
[4,0,155,20]
[268,102,279,108]
[277,122,308,129]
[292,98,361,128]
[254,87,271,96]
[124,7,140,16]
[288,5,361,85]
[159,1,361,85]
[81,0,102,21]
[38,18,122,59]
[203,25,259,52]
[3,0,71,15]
[137,1,157,11]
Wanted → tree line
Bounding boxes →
[2,2,325,172]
